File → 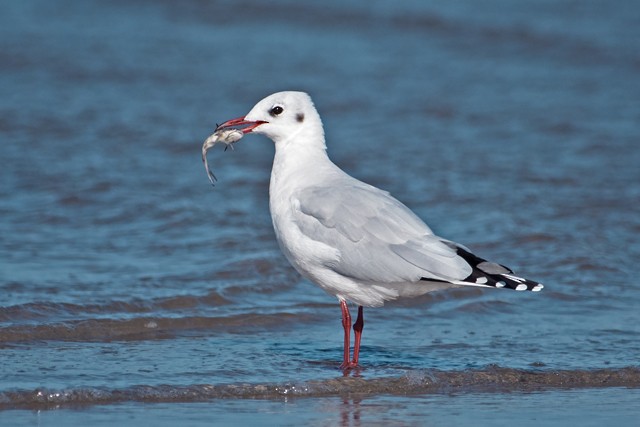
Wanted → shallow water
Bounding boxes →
[3,388,640,427]
[1,0,639,424]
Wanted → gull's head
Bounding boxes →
[216,91,324,147]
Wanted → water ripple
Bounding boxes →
[1,366,638,409]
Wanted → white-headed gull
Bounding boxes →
[214,91,543,369]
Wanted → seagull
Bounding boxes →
[214,91,543,369]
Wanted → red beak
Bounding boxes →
[215,116,267,134]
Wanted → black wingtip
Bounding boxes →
[456,246,544,292]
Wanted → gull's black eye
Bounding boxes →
[270,105,284,116]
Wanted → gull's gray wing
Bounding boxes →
[292,181,473,284]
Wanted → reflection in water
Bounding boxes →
[339,397,362,427]
[342,366,363,379]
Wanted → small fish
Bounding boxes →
[201,128,244,186]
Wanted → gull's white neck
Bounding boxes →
[270,122,337,197]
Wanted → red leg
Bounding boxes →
[339,300,352,369]
[351,306,364,366]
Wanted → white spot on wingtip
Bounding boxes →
[515,284,528,291]
[495,281,506,288]
[532,284,544,292]
[476,277,488,284]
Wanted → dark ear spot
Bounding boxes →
[296,113,305,123]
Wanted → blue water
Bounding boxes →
[1,0,639,424]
